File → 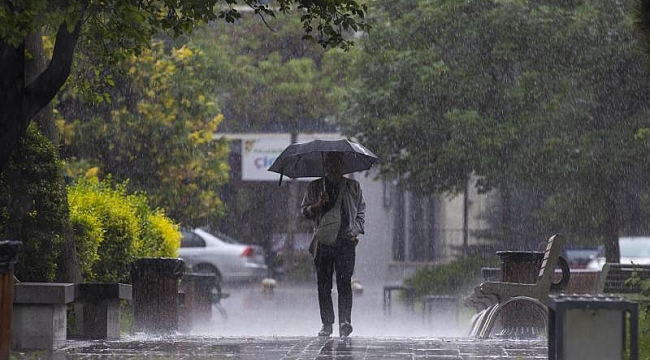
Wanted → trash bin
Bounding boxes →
[547,294,638,360]
[496,251,545,337]
[0,241,21,360]
[131,258,185,334]
[180,272,216,328]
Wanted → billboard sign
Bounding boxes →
[239,134,341,181]
[241,138,290,181]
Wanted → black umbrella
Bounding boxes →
[268,139,379,185]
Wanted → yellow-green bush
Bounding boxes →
[68,210,103,279]
[68,177,180,283]
[138,210,181,258]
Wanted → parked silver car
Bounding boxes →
[178,228,267,283]
[587,236,650,270]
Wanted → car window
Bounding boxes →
[200,228,242,245]
[181,232,206,248]
[213,232,242,245]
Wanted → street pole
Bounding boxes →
[285,131,298,280]
[463,178,469,255]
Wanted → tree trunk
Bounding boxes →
[462,178,469,255]
[603,184,621,263]
[0,22,81,173]
[0,40,29,174]
[25,32,58,145]
[23,31,82,283]
[500,182,514,249]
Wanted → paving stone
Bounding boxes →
[33,335,547,359]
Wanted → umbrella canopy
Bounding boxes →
[268,139,379,180]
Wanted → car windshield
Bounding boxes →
[620,238,650,257]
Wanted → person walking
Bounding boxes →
[300,151,366,338]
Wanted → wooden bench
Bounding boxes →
[467,234,569,338]
[469,234,568,310]
[597,263,650,301]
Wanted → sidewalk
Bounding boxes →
[14,283,549,359]
[56,335,547,359]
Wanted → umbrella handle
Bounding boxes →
[278,174,283,187]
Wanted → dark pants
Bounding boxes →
[314,241,356,325]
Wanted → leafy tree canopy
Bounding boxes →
[59,40,230,227]
[0,0,369,173]
[189,12,360,133]
[346,0,650,256]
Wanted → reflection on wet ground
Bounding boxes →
[51,335,547,359]
[192,283,467,338]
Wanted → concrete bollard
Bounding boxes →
[12,282,75,350]
[180,273,215,330]
[74,283,133,339]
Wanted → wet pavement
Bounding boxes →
[54,335,547,359]
[14,283,548,359]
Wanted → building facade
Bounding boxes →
[217,133,498,288]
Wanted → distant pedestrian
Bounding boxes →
[301,151,366,338]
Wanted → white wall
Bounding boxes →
[352,169,394,288]
[353,173,498,289]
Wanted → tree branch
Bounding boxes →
[23,21,82,121]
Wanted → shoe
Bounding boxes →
[339,322,353,337]
[318,324,333,337]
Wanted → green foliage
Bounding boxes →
[59,41,230,227]
[638,306,650,359]
[190,13,357,134]
[68,208,103,280]
[346,0,650,252]
[139,210,182,258]
[1,0,368,60]
[0,123,66,282]
[168,13,358,249]
[67,177,180,282]
[626,272,650,358]
[403,255,495,298]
